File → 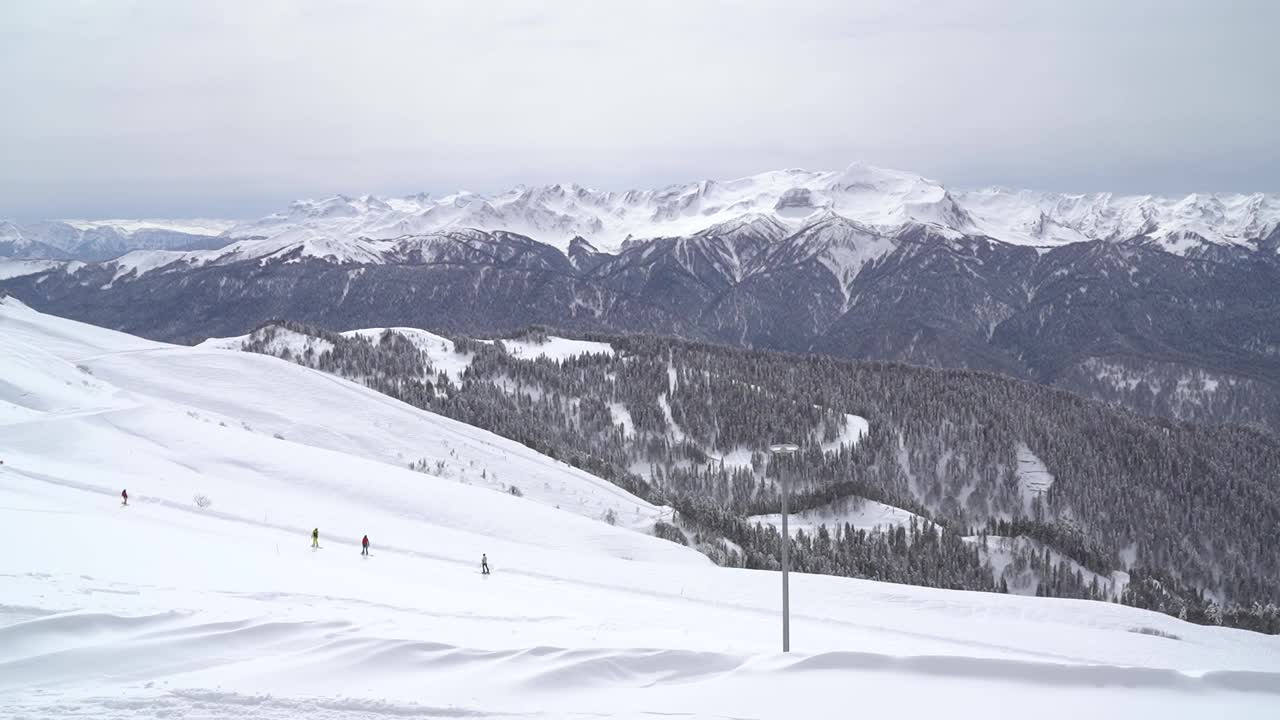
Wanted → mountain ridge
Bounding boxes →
[4,163,1278,432]
[0,218,234,261]
[4,163,1279,262]
[213,162,1280,255]
[4,220,1278,431]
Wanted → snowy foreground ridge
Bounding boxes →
[2,298,1279,719]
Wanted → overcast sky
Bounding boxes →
[1,0,1276,220]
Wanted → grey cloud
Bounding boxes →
[0,0,1276,219]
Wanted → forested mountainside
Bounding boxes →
[5,221,1280,434]
[218,322,1280,633]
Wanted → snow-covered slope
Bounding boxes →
[0,297,674,539]
[341,327,477,382]
[0,219,235,261]
[0,258,79,280]
[969,534,1131,601]
[959,187,1279,251]
[752,496,922,536]
[3,299,1280,719]
[492,335,615,361]
[61,218,237,236]
[201,327,615,384]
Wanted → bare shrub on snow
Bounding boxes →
[1129,626,1179,640]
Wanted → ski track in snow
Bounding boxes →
[3,296,1280,719]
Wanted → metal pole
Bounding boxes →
[769,443,798,653]
[781,455,789,653]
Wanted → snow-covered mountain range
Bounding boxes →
[0,218,234,261]
[213,162,1280,257]
[4,163,1279,265]
[4,164,1279,435]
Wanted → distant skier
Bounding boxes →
[481,553,490,575]
[361,535,370,556]
[121,489,128,506]
[311,528,320,549]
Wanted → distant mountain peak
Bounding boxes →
[208,163,1278,258]
[6,164,1280,265]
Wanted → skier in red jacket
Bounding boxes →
[361,535,370,556]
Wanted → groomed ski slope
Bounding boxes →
[2,298,1278,719]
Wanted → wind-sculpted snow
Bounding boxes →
[3,299,1280,718]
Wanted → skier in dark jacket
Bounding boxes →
[361,535,370,556]
[311,528,320,548]
[481,553,489,575]
[121,489,128,506]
